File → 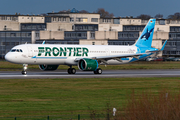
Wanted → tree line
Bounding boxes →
[59,8,180,20]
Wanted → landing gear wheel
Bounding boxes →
[22,71,27,75]
[68,68,72,74]
[71,68,76,74]
[94,68,102,74]
[67,68,76,74]
[94,70,98,74]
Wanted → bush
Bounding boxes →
[115,89,180,120]
[89,89,180,120]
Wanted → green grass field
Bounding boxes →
[0,77,180,118]
[1,60,180,71]
[1,60,180,119]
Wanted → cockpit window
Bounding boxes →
[10,49,23,52]
[11,49,16,52]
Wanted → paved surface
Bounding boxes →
[0,69,180,79]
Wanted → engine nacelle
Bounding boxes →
[39,65,59,71]
[78,58,98,71]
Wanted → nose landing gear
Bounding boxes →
[22,64,28,75]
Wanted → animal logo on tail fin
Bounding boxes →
[135,19,156,48]
[140,28,154,41]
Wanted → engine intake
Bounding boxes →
[78,58,98,71]
[39,65,59,71]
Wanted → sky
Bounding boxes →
[0,0,179,18]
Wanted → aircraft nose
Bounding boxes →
[5,53,11,62]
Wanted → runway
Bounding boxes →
[0,69,180,79]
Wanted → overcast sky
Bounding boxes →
[0,0,179,18]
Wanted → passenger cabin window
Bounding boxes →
[10,49,23,52]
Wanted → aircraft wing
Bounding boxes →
[93,53,148,60]
[74,40,168,63]
[74,52,149,62]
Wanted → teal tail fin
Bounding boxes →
[135,19,156,48]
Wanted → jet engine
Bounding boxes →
[39,65,59,71]
[78,58,98,71]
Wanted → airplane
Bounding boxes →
[5,19,167,75]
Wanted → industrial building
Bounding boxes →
[0,8,180,58]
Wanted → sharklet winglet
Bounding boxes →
[160,40,168,51]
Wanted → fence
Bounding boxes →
[0,113,112,120]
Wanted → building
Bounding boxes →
[0,9,180,58]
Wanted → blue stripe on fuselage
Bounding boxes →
[32,57,67,59]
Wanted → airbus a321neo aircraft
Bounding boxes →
[5,19,167,75]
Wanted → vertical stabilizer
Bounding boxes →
[135,19,156,48]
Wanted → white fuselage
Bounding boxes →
[5,44,138,65]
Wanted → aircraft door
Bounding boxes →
[27,46,33,57]
[105,48,109,56]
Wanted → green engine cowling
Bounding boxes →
[39,65,59,71]
[78,58,98,71]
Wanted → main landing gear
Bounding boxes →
[22,64,28,75]
[67,66,102,74]
[67,66,76,74]
[94,68,102,74]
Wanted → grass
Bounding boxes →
[0,77,180,118]
[1,60,180,71]
[1,60,180,119]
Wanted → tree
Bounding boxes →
[95,8,114,18]
[136,14,151,19]
[154,14,163,19]
[167,12,180,19]
[79,10,89,13]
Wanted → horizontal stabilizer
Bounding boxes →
[145,40,167,53]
